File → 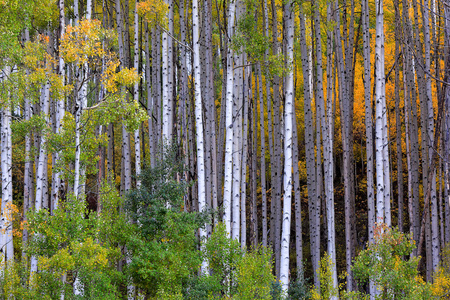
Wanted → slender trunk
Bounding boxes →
[394,0,403,232]
[240,66,250,248]
[1,66,13,262]
[280,0,294,290]
[298,6,319,288]
[271,0,282,277]
[257,64,267,247]
[193,0,208,272]
[223,0,236,234]
[134,3,141,189]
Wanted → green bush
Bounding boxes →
[185,223,275,300]
[125,143,205,298]
[352,223,432,300]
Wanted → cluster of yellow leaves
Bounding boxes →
[102,62,140,93]
[431,268,450,298]
[23,36,71,99]
[0,203,21,237]
[37,238,110,278]
[137,0,168,28]
[60,19,106,65]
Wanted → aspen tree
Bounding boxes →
[251,75,258,247]
[223,0,237,235]
[394,0,403,233]
[263,0,274,251]
[240,65,250,247]
[22,28,33,251]
[293,103,303,280]
[193,0,208,272]
[258,64,268,247]
[0,66,13,262]
[134,1,141,189]
[298,4,319,288]
[445,0,450,244]
[231,48,242,241]
[280,0,294,290]
[362,0,375,294]
[422,0,440,273]
[334,0,357,289]
[375,0,387,225]
[31,79,50,274]
[271,0,282,276]
[51,0,66,212]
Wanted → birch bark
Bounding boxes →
[280,1,294,289]
[223,0,236,235]
[193,0,208,272]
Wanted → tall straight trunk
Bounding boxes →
[335,0,356,289]
[298,5,319,288]
[240,66,251,247]
[107,123,115,181]
[150,26,158,166]
[271,0,282,277]
[145,24,155,167]
[231,50,242,241]
[223,0,236,234]
[23,29,33,252]
[134,3,141,189]
[161,0,172,140]
[280,0,294,290]
[116,0,131,194]
[193,0,208,272]
[203,0,218,222]
[1,67,13,262]
[401,9,420,253]
[35,81,50,212]
[422,0,440,273]
[52,0,65,212]
[31,80,51,274]
[362,0,374,244]
[179,0,190,210]
[318,0,337,295]
[251,77,258,248]
[394,0,403,232]
[375,0,388,225]
[263,0,275,252]
[208,27,219,226]
[445,1,450,244]
[292,93,303,280]
[258,64,268,247]
[155,27,161,149]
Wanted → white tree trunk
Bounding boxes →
[31,80,51,274]
[375,0,386,226]
[193,0,208,272]
[280,0,294,291]
[223,0,236,235]
[1,66,13,262]
[298,7,319,288]
[52,0,65,212]
[134,2,141,190]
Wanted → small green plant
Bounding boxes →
[288,276,311,300]
[310,253,338,300]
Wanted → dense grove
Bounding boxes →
[1,0,450,298]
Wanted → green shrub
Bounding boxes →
[185,223,275,300]
[352,223,432,300]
